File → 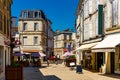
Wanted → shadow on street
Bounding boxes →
[44,75,61,80]
[23,66,61,80]
[98,74,120,79]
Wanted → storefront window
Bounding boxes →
[115,46,120,73]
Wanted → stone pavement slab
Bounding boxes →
[40,63,120,80]
[23,63,120,80]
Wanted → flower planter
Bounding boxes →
[66,58,76,67]
[5,66,23,80]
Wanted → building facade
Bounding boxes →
[47,20,54,57]
[11,17,20,53]
[54,29,76,59]
[0,0,12,80]
[11,17,22,61]
[75,0,120,74]
[18,10,53,57]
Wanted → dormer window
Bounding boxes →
[23,12,27,18]
[35,12,39,18]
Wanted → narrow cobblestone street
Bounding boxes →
[24,63,120,80]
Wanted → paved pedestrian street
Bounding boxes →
[24,63,120,80]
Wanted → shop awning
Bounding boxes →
[22,50,40,52]
[75,42,98,51]
[92,33,120,52]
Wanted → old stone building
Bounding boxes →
[0,0,12,80]
[75,0,120,74]
[18,10,53,57]
[54,29,76,59]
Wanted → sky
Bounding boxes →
[11,0,79,32]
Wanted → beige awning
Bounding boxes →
[75,42,98,51]
[92,33,120,52]
[13,47,20,52]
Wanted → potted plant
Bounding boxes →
[66,55,76,67]
[5,61,23,80]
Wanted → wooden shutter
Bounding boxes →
[98,5,103,35]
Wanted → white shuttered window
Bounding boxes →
[112,0,118,26]
[89,21,92,38]
[96,17,98,36]
[89,0,92,14]
[96,0,99,10]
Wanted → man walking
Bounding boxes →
[55,54,60,65]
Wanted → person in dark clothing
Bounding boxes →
[46,57,49,66]
[55,55,58,65]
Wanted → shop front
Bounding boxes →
[92,33,120,74]
[115,45,120,74]
[75,42,98,70]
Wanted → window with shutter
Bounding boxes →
[89,0,92,14]
[84,3,87,18]
[64,42,66,48]
[86,1,89,17]
[112,0,118,26]
[34,23,39,31]
[84,24,89,40]
[83,24,86,40]
[96,17,98,36]
[23,23,27,31]
[84,1,88,18]
[89,21,92,38]
[34,36,38,45]
[98,5,103,35]
[23,12,27,18]
[96,0,99,10]
[23,37,27,45]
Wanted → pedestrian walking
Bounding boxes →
[55,54,60,65]
[46,57,49,66]
[55,55,58,65]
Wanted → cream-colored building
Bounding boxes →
[18,10,53,57]
[0,0,12,80]
[75,0,120,74]
[54,29,76,59]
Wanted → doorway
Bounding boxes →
[110,52,114,73]
[97,52,103,71]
